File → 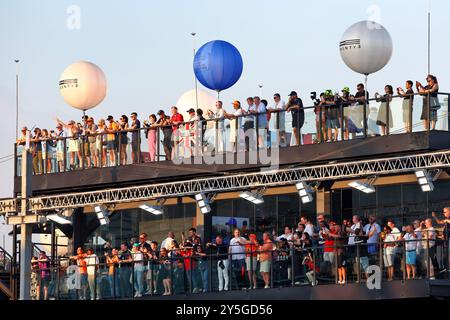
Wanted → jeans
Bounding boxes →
[119,267,132,298]
[134,267,145,295]
[197,260,209,292]
[87,273,102,299]
[107,273,120,298]
[79,273,88,300]
[217,260,229,291]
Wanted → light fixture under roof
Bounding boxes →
[415,170,434,192]
[239,191,264,204]
[195,193,211,214]
[46,213,72,225]
[94,205,110,225]
[348,180,376,194]
[139,204,164,215]
[295,180,314,203]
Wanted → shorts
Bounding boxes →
[68,139,80,153]
[291,113,305,129]
[245,256,258,271]
[40,276,51,287]
[406,251,417,265]
[326,118,340,129]
[106,141,115,150]
[83,141,91,157]
[56,151,65,162]
[336,253,346,268]
[359,256,369,272]
[383,250,394,267]
[89,142,96,156]
[260,260,271,273]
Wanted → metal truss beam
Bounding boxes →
[1,150,450,214]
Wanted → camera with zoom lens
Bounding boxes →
[310,92,320,105]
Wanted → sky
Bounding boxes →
[0,0,449,247]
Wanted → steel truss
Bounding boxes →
[1,150,450,214]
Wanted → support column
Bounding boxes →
[195,205,205,242]
[316,188,331,220]
[19,149,32,300]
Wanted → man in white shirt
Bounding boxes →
[225,100,243,152]
[214,101,226,152]
[161,231,175,251]
[268,93,287,147]
[253,96,267,148]
[347,215,362,246]
[276,226,293,241]
[85,248,101,300]
[229,229,247,289]
[300,216,315,238]
[132,243,145,297]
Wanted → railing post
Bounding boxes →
[156,127,160,162]
[378,237,383,280]
[319,106,323,143]
[63,138,67,172]
[312,248,316,285]
[340,103,344,141]
[214,119,219,154]
[189,255,193,294]
[290,246,295,287]
[208,251,212,292]
[270,250,273,288]
[297,109,301,146]
[255,112,259,152]
[363,98,368,138]
[402,240,406,281]
[137,127,141,164]
[408,95,413,133]
[386,98,390,135]
[55,260,60,300]
[334,242,338,284]
[356,243,361,284]
[14,143,18,177]
[427,93,431,131]
[426,230,430,279]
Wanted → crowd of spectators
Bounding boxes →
[31,207,449,300]
[16,75,441,175]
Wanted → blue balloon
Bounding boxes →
[193,40,243,92]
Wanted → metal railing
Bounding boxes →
[28,231,449,300]
[14,92,450,176]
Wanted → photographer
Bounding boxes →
[312,92,327,143]
[323,90,339,142]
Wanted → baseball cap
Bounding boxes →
[187,108,195,113]
[106,115,114,121]
[324,89,333,96]
[133,243,140,247]
[288,91,297,96]
[157,109,165,115]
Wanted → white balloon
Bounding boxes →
[340,20,393,75]
[176,89,216,117]
[59,61,107,111]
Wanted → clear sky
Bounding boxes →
[0,0,449,243]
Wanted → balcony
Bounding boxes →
[13,93,450,195]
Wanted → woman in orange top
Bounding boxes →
[245,233,259,289]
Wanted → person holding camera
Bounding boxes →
[417,74,440,130]
[312,92,327,143]
[375,85,394,136]
[207,235,229,291]
[323,90,340,142]
[397,80,415,132]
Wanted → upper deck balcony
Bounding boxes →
[13,92,450,195]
